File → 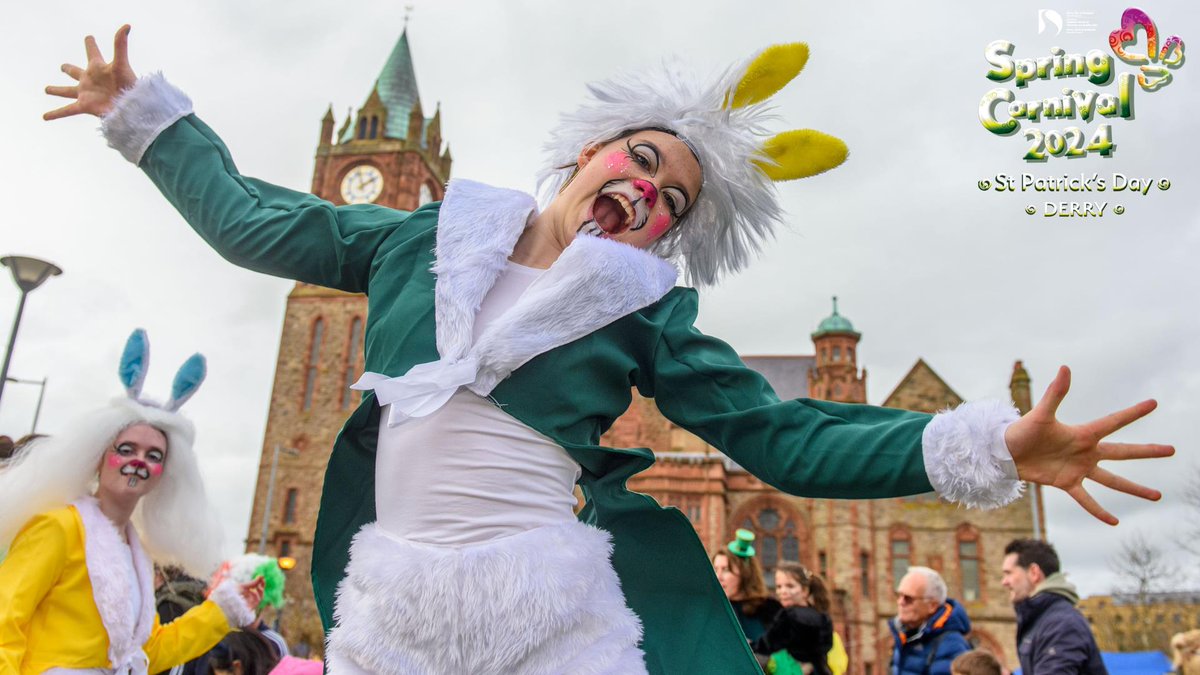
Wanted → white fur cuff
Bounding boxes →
[100,72,193,165]
[209,578,256,628]
[922,399,1024,509]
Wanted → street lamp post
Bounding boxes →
[258,444,300,555]
[0,256,62,408]
[4,375,48,434]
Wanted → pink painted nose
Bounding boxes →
[632,179,657,208]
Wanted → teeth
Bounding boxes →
[609,193,636,229]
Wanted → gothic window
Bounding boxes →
[283,488,298,524]
[357,117,367,140]
[890,530,912,588]
[369,116,379,139]
[419,183,434,206]
[957,525,982,602]
[741,505,801,589]
[342,317,364,409]
[959,540,981,601]
[832,346,841,361]
[860,550,871,599]
[302,318,324,411]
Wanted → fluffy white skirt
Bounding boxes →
[325,520,647,674]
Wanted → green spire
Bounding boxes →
[340,28,427,144]
[812,296,860,338]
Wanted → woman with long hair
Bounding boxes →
[42,26,1172,674]
[713,530,781,644]
[0,330,261,674]
[753,563,847,675]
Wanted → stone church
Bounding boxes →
[245,29,1040,669]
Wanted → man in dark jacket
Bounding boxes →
[1002,539,1108,674]
[889,567,972,675]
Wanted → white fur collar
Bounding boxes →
[355,179,677,426]
[74,496,155,675]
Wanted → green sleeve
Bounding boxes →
[139,115,408,293]
[645,289,935,499]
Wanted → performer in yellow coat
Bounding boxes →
[0,330,261,674]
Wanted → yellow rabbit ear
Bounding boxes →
[730,43,810,109]
[755,129,849,181]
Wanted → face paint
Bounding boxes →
[120,460,153,487]
[649,213,672,240]
[107,453,124,468]
[604,152,631,173]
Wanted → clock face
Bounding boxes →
[340,165,384,204]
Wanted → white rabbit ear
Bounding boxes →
[119,329,150,399]
[165,353,206,412]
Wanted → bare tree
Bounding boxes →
[1101,533,1182,652]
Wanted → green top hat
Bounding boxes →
[727,528,756,558]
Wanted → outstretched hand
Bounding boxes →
[1005,365,1174,525]
[44,25,137,120]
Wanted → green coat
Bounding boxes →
[139,114,937,674]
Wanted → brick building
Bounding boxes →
[607,302,1042,673]
[245,28,1040,666]
[1080,592,1200,654]
[243,28,449,653]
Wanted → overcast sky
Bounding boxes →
[3,0,1197,598]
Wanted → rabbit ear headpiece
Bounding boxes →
[0,328,224,576]
[539,43,848,287]
[120,328,207,411]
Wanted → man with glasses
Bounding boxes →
[888,567,972,675]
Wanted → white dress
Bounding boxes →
[326,262,647,675]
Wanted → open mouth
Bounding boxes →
[579,190,638,238]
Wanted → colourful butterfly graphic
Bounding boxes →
[1109,7,1185,91]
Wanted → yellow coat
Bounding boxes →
[0,504,234,674]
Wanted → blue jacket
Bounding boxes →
[1015,574,1107,675]
[888,599,972,675]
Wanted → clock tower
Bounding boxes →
[244,28,451,654]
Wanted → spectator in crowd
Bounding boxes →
[156,564,210,623]
[752,562,840,675]
[713,529,782,646]
[1171,630,1200,675]
[207,628,280,675]
[951,650,1002,675]
[1002,538,1107,674]
[888,567,972,675]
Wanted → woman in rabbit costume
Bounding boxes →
[45,27,1172,674]
[0,330,262,674]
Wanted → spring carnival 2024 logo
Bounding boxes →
[977,7,1183,217]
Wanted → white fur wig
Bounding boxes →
[539,57,779,288]
[0,333,225,577]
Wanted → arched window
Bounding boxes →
[832,346,841,362]
[342,317,364,409]
[357,117,367,140]
[302,318,324,410]
[860,550,872,599]
[739,504,802,589]
[369,116,379,139]
[283,488,299,524]
[890,528,912,588]
[957,524,982,602]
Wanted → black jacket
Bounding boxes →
[1015,580,1107,675]
[753,606,834,675]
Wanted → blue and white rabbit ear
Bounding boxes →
[119,329,151,399]
[165,353,206,412]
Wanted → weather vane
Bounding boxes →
[404,4,414,30]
